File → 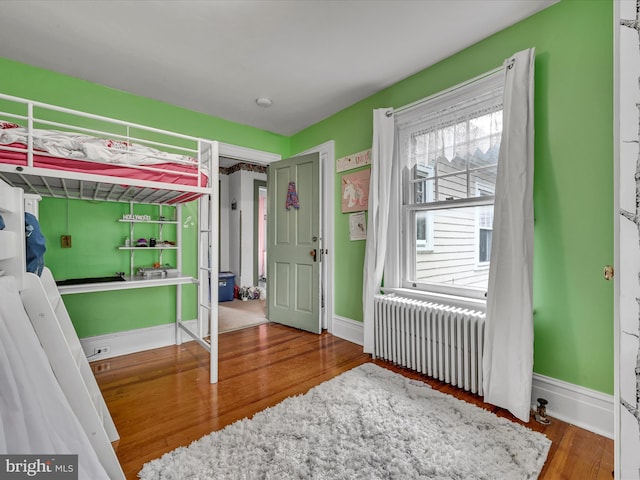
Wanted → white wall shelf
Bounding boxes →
[117,219,178,224]
[118,246,178,250]
[120,202,179,276]
[57,275,198,295]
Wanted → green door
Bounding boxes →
[267,153,321,334]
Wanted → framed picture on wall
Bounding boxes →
[349,212,367,241]
[341,168,370,213]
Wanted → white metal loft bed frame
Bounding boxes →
[0,92,219,384]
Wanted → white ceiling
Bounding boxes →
[0,0,557,136]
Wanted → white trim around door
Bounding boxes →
[296,141,335,332]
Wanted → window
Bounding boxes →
[414,164,433,251]
[476,184,494,265]
[395,71,504,298]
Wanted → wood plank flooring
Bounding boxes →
[92,323,613,479]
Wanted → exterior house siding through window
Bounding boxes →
[396,70,504,297]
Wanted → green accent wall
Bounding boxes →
[0,0,615,395]
[290,0,614,395]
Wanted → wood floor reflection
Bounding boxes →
[92,323,613,480]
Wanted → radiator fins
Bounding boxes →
[373,294,486,396]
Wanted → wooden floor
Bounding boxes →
[92,323,614,480]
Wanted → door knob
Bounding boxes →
[603,265,614,280]
[310,249,317,262]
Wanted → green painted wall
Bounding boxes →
[290,0,614,394]
[1,56,289,336]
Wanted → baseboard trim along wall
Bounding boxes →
[332,315,365,346]
[81,316,613,439]
[531,372,613,439]
[80,319,198,361]
[329,315,614,439]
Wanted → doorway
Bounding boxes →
[254,180,267,288]
[214,141,334,335]
[218,159,268,333]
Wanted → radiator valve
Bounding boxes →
[534,397,551,425]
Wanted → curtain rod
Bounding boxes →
[390,64,504,117]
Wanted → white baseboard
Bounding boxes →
[332,315,364,346]
[329,315,613,438]
[531,372,613,439]
[82,315,614,439]
[80,319,198,361]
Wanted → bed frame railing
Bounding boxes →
[0,92,217,203]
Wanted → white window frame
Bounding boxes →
[394,68,503,300]
[414,164,434,252]
[475,182,494,267]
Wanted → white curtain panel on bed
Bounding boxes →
[362,109,395,354]
[483,48,536,422]
[0,276,109,479]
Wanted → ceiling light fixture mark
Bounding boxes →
[255,97,273,108]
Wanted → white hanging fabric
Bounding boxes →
[362,108,395,353]
[482,48,536,422]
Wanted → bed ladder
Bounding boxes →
[199,194,218,383]
[20,267,125,480]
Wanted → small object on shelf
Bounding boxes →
[124,237,130,247]
[122,213,152,221]
[136,238,147,247]
[137,264,178,278]
[149,238,157,247]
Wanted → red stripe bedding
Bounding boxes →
[0,124,210,202]
[0,143,208,189]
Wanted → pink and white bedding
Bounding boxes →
[0,126,209,196]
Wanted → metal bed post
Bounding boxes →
[209,141,219,384]
[176,204,183,346]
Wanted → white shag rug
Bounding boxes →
[139,363,551,480]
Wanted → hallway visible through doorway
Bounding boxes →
[219,298,267,333]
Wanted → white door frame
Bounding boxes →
[613,0,621,470]
[296,141,335,332]
[219,140,335,333]
[614,1,640,477]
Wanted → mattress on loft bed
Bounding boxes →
[0,127,210,198]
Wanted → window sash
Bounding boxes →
[402,196,494,299]
[395,69,503,299]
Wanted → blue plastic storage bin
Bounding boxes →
[218,272,235,302]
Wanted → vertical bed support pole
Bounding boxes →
[176,204,183,346]
[27,102,34,167]
[209,141,219,384]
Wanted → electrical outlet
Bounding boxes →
[61,235,72,248]
[94,345,110,355]
[94,363,111,373]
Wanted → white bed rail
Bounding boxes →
[0,177,25,288]
[0,93,217,203]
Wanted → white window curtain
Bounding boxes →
[362,108,395,354]
[482,48,536,422]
